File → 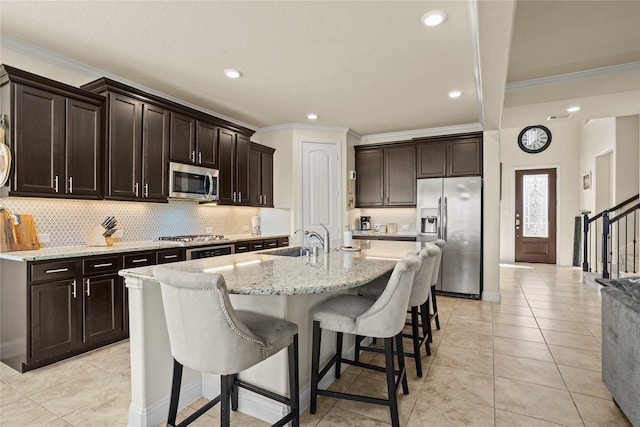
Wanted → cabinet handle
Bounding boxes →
[54,176,59,193]
[131,258,148,263]
[68,176,73,193]
[238,192,242,203]
[237,246,247,250]
[191,151,196,163]
[263,195,267,205]
[144,183,149,198]
[71,280,77,299]
[135,182,139,197]
[164,254,178,259]
[198,152,202,164]
[85,279,91,297]
[45,268,68,274]
[254,244,263,249]
[93,263,113,268]
[259,195,263,204]
[233,192,237,203]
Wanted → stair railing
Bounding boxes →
[582,194,639,278]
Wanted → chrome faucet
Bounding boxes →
[304,231,324,253]
[306,223,330,253]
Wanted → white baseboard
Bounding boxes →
[127,379,202,427]
[482,291,500,302]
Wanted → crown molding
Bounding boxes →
[360,123,484,144]
[1,35,257,131]
[506,61,640,91]
[256,123,351,135]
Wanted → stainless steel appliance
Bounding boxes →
[360,216,371,230]
[158,235,233,260]
[417,177,482,298]
[168,162,219,202]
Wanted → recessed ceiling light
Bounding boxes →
[567,106,581,113]
[224,69,242,79]
[448,90,462,98]
[307,113,318,120]
[422,10,447,27]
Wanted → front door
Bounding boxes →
[515,168,557,263]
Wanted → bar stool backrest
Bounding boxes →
[355,257,418,338]
[431,239,445,286]
[408,245,439,307]
[154,267,267,375]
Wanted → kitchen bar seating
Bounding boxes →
[357,245,439,377]
[310,256,419,427]
[153,267,300,427]
[429,239,446,334]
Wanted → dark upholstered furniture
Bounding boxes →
[601,277,640,426]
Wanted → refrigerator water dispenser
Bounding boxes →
[420,208,439,235]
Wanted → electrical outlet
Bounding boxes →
[38,233,50,243]
[205,226,213,234]
[401,224,409,231]
[243,225,249,232]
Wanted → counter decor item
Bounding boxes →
[387,223,397,233]
[84,216,118,247]
[0,114,11,187]
[343,226,353,247]
[251,215,261,236]
[0,207,41,252]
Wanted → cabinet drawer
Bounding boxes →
[278,237,289,247]
[123,252,155,269]
[30,260,80,283]
[249,241,265,251]
[83,255,120,276]
[264,239,278,249]
[235,241,251,253]
[156,248,185,264]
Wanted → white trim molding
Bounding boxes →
[360,123,484,145]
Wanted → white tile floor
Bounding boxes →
[0,263,632,426]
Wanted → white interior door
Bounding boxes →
[301,140,342,248]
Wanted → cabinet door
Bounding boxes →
[355,148,384,207]
[416,141,446,178]
[384,145,416,206]
[14,84,65,196]
[66,99,102,198]
[261,150,274,207]
[197,121,218,169]
[448,137,482,176]
[217,128,235,204]
[83,275,124,345]
[30,279,82,361]
[249,148,261,206]
[235,134,250,205]
[169,112,196,164]
[142,104,169,201]
[107,93,142,199]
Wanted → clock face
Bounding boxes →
[518,125,552,153]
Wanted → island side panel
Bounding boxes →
[0,259,28,372]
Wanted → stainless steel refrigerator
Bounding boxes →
[417,177,482,298]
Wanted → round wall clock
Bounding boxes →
[517,125,552,153]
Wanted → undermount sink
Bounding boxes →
[270,247,309,257]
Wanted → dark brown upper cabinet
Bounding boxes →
[0,65,104,199]
[355,142,416,208]
[218,129,250,205]
[170,113,218,169]
[416,133,482,178]
[82,79,169,202]
[249,143,274,207]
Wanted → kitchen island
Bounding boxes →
[120,240,420,427]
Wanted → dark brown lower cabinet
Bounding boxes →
[82,274,124,345]
[30,279,82,362]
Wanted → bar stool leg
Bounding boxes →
[431,286,440,330]
[220,375,231,427]
[230,373,239,411]
[395,333,409,395]
[420,302,432,356]
[335,332,343,379]
[384,337,400,427]
[410,306,423,377]
[289,334,300,427]
[354,335,362,363]
[167,359,183,427]
[310,321,322,414]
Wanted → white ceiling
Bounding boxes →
[1,1,639,136]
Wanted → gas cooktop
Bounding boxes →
[159,234,229,243]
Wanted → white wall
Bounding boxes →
[579,118,615,215]
[482,131,501,301]
[614,115,640,203]
[499,121,582,265]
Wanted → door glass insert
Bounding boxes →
[523,174,548,237]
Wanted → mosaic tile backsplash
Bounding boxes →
[0,197,290,248]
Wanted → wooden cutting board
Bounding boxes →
[0,208,41,252]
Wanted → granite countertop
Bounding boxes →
[0,234,289,262]
[121,240,421,296]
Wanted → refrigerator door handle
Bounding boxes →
[437,196,443,239]
[443,196,448,240]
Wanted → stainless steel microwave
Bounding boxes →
[168,162,219,202]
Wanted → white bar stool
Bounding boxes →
[309,256,419,427]
[154,267,299,427]
[429,239,446,334]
